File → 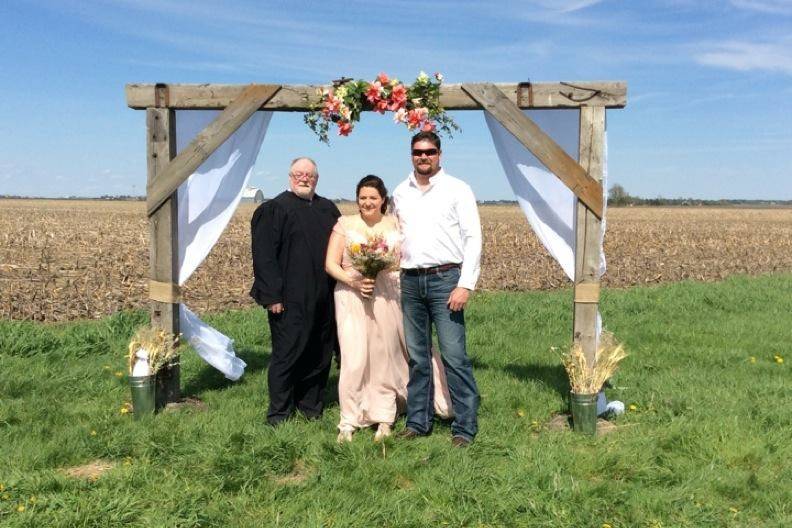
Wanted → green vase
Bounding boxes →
[129,375,156,419]
[569,392,598,435]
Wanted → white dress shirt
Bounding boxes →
[393,168,482,290]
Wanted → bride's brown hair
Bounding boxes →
[356,175,389,214]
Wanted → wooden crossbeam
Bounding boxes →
[146,84,281,216]
[461,83,603,218]
[127,82,626,111]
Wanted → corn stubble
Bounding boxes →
[2,200,792,321]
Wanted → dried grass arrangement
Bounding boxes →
[561,331,628,394]
[127,327,180,375]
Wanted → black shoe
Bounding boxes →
[451,436,471,448]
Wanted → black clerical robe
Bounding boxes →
[250,191,340,424]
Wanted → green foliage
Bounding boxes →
[1,275,790,526]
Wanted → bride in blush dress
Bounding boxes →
[325,175,453,443]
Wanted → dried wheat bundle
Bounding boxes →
[127,326,180,375]
[561,331,628,394]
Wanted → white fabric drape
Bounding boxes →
[172,110,272,380]
[485,109,608,281]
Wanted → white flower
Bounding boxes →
[435,72,443,82]
[417,71,429,83]
[340,105,352,121]
[393,108,408,123]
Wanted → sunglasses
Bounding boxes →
[411,148,439,157]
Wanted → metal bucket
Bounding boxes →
[570,392,598,435]
[129,375,156,419]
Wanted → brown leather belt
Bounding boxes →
[402,263,460,276]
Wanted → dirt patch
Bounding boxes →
[546,414,619,435]
[163,396,207,413]
[62,459,116,480]
[272,459,313,486]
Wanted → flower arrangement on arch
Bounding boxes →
[304,71,460,143]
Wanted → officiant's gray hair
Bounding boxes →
[290,157,318,176]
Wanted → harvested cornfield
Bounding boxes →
[2,199,791,321]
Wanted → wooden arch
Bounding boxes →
[126,81,627,402]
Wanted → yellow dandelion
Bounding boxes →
[749,356,756,363]
[349,243,361,254]
[729,507,739,514]
[90,430,97,437]
[103,365,111,370]
[119,406,130,415]
[17,504,25,513]
[628,404,638,411]
[774,356,784,364]
[602,523,613,528]
[516,409,525,417]
[114,371,124,378]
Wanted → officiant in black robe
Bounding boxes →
[250,157,341,426]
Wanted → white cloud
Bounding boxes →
[731,0,792,14]
[695,40,792,75]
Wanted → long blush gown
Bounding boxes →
[333,214,453,433]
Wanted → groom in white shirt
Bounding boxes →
[393,131,483,447]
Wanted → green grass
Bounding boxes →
[1,274,790,527]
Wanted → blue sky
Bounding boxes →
[1,0,790,200]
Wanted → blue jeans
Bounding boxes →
[401,267,480,440]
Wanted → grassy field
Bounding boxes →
[1,274,790,527]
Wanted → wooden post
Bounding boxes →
[146,107,180,403]
[573,106,606,370]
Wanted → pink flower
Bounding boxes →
[338,121,353,136]
[375,98,389,114]
[407,107,429,130]
[366,81,383,104]
[421,120,436,132]
[377,72,389,85]
[324,94,341,114]
[393,108,408,123]
[435,72,443,82]
[388,84,407,111]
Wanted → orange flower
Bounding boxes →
[365,81,383,104]
[388,84,407,111]
[377,72,389,85]
[421,121,436,132]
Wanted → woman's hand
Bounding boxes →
[349,277,375,297]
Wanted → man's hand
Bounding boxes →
[267,302,284,314]
[447,287,470,312]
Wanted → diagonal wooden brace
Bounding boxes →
[461,82,603,219]
[146,84,281,217]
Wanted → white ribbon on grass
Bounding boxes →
[173,110,272,380]
[486,110,617,414]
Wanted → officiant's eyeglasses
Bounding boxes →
[290,171,317,181]
[411,148,439,157]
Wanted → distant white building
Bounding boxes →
[241,186,265,203]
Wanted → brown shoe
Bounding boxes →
[397,428,421,440]
[451,436,471,448]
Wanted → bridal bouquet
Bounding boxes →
[348,233,397,279]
